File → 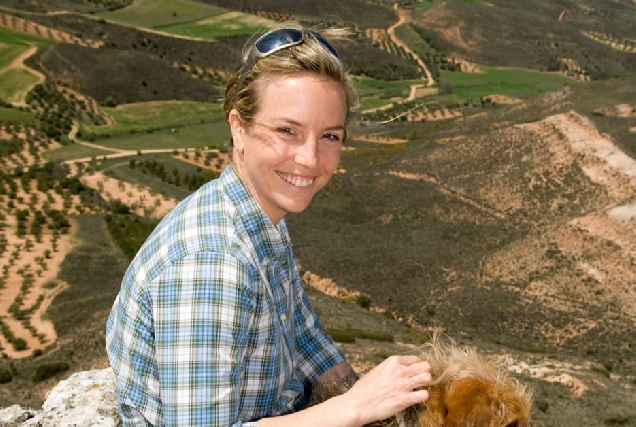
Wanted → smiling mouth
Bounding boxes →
[277,171,314,188]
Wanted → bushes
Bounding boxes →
[33,362,70,383]
[12,338,27,352]
[326,327,394,344]
[0,367,12,384]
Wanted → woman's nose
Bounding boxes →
[294,136,319,168]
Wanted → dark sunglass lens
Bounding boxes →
[255,29,304,54]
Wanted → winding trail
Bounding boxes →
[387,3,435,87]
[361,3,436,114]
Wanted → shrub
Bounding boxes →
[33,362,70,383]
[344,294,372,309]
[12,338,27,351]
[327,328,356,343]
[0,367,12,384]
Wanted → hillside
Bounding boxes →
[0,0,635,425]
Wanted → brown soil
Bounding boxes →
[77,169,179,219]
[0,160,78,358]
[582,30,636,54]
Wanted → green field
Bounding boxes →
[96,0,275,41]
[42,143,113,163]
[355,77,423,110]
[0,28,52,105]
[158,12,276,40]
[0,44,28,70]
[97,0,225,28]
[0,68,42,104]
[0,27,54,70]
[439,67,575,100]
[79,100,223,138]
[0,106,35,124]
[86,121,230,151]
[0,27,54,48]
[412,0,436,10]
[413,0,488,9]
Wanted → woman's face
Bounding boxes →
[229,72,347,225]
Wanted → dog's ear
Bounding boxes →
[443,376,498,427]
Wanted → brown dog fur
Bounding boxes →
[308,337,533,427]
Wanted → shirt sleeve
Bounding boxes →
[291,277,346,387]
[149,251,258,427]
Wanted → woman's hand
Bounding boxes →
[342,355,431,425]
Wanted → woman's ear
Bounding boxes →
[228,109,245,155]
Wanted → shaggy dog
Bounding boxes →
[308,337,533,427]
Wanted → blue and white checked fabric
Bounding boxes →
[106,165,345,426]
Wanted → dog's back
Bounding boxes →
[417,338,532,427]
[308,337,533,427]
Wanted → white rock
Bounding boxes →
[0,368,121,427]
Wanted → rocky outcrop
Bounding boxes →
[0,368,121,427]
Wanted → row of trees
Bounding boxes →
[128,158,219,192]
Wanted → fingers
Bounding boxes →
[386,356,431,382]
[405,388,430,407]
[406,360,431,376]
[346,355,432,424]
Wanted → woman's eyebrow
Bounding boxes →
[267,117,345,132]
[324,124,346,132]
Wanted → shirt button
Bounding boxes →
[280,314,287,321]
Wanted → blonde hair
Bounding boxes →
[223,22,358,132]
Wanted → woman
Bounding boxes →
[106,23,431,427]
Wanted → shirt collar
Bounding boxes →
[219,164,291,262]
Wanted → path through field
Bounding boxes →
[387,3,435,87]
[0,45,45,106]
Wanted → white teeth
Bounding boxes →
[278,172,313,187]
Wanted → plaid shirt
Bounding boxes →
[106,165,345,427]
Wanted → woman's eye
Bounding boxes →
[323,133,342,142]
[276,127,294,135]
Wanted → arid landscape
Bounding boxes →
[0,0,635,425]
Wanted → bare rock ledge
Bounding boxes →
[0,368,121,427]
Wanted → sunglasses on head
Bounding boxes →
[234,28,340,100]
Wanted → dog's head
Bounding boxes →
[417,338,533,427]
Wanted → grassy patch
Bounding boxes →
[84,121,230,151]
[359,96,393,110]
[414,0,486,7]
[42,143,113,162]
[327,327,394,343]
[97,0,225,29]
[355,76,422,110]
[0,68,42,103]
[0,28,52,103]
[0,27,54,49]
[0,106,35,124]
[0,44,29,70]
[439,67,575,101]
[48,214,127,339]
[79,100,223,138]
[158,12,276,40]
[412,0,436,10]
[355,76,420,97]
